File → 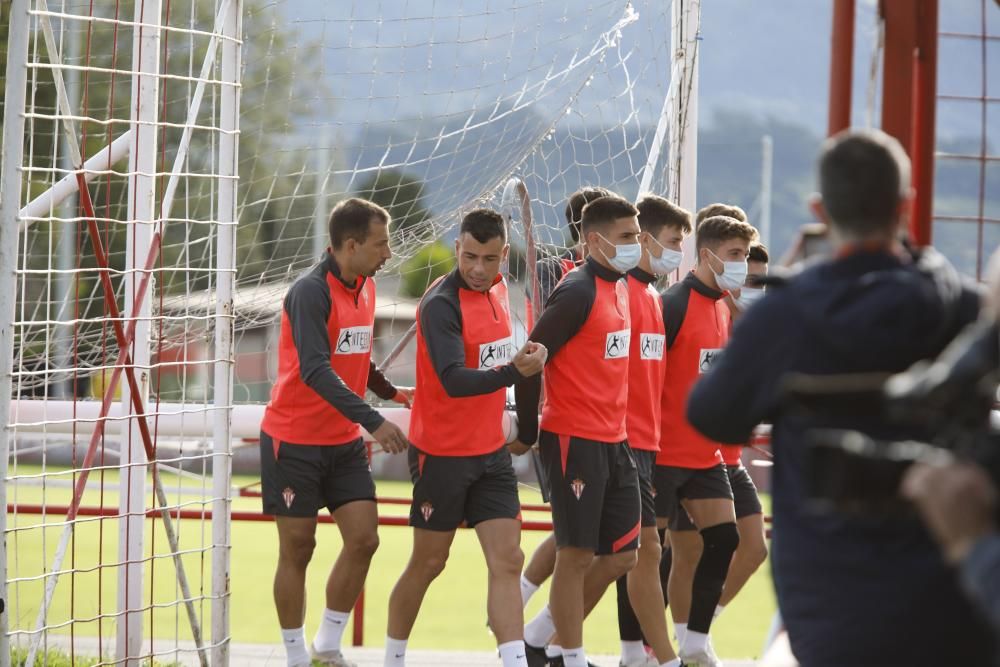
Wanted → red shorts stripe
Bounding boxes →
[272,437,282,458]
[612,520,641,553]
[559,434,571,475]
[418,452,427,476]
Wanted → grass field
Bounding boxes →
[6,466,776,660]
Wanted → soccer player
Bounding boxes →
[688,129,992,665]
[515,195,643,667]
[612,194,691,667]
[259,198,413,667]
[383,209,547,667]
[669,240,769,635]
[519,186,612,607]
[654,215,757,665]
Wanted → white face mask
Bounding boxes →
[733,286,765,312]
[708,250,748,292]
[598,234,642,273]
[648,238,683,275]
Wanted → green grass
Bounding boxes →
[6,466,776,659]
[9,646,182,666]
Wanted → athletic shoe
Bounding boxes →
[524,642,549,667]
[619,656,659,667]
[678,647,722,667]
[309,644,359,667]
[547,656,600,667]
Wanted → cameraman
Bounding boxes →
[904,247,1000,634]
[685,129,993,666]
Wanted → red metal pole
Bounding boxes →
[828,0,856,136]
[352,589,365,646]
[907,0,938,247]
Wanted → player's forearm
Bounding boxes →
[514,374,542,444]
[367,360,398,400]
[437,363,522,398]
[302,363,385,433]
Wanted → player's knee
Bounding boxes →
[702,522,740,557]
[744,535,768,569]
[638,534,661,564]
[280,533,316,569]
[488,544,524,577]
[413,552,449,581]
[608,549,638,578]
[346,530,380,562]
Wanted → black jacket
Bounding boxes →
[687,246,993,666]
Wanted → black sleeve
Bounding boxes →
[286,279,385,434]
[661,283,691,350]
[420,294,522,398]
[367,360,398,401]
[686,293,794,444]
[536,256,563,310]
[514,274,595,444]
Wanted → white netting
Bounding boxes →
[2,0,685,662]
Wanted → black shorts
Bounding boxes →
[408,445,520,531]
[539,431,641,555]
[633,448,658,528]
[653,463,732,532]
[728,464,763,519]
[260,431,375,517]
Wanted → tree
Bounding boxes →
[400,242,454,299]
[354,170,432,238]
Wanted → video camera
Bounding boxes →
[781,319,1000,516]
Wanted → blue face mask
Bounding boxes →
[733,286,765,311]
[598,234,642,273]
[648,237,683,275]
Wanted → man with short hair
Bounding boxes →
[384,209,547,667]
[516,195,643,667]
[260,197,413,667]
[655,215,757,666]
[668,240,770,640]
[694,203,748,228]
[612,194,692,667]
[688,129,993,665]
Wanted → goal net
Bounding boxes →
[0,0,687,663]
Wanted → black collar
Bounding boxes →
[683,271,724,300]
[451,268,502,293]
[585,255,624,282]
[325,252,365,292]
[628,267,657,284]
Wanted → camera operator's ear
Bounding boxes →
[807,193,826,226]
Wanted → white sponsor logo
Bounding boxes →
[334,326,373,355]
[604,329,630,359]
[478,336,513,369]
[639,333,665,360]
[699,348,723,373]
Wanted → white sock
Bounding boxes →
[281,626,310,667]
[520,574,540,607]
[674,622,687,647]
[545,645,562,659]
[681,630,708,656]
[498,640,529,667]
[313,608,350,653]
[620,640,647,663]
[714,604,725,619]
[384,636,408,667]
[524,605,556,647]
[661,660,682,667]
[561,646,588,667]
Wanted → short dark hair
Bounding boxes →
[636,194,693,236]
[580,195,639,236]
[696,203,747,226]
[695,215,758,253]
[565,187,612,242]
[329,198,390,250]
[819,129,910,236]
[748,242,770,264]
[460,208,506,244]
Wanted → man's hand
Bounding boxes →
[507,439,533,456]
[512,341,547,377]
[903,461,998,563]
[372,420,409,455]
[392,386,415,408]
